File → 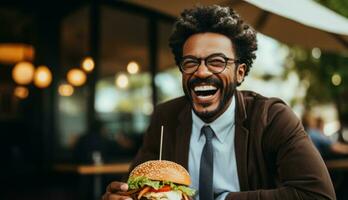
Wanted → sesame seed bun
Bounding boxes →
[129,160,191,186]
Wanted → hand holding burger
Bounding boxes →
[102,181,131,200]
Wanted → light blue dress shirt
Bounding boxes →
[188,95,240,200]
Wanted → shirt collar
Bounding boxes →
[192,95,236,144]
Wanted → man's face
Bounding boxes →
[181,32,245,122]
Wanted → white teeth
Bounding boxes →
[194,85,217,92]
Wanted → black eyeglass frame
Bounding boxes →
[179,53,239,74]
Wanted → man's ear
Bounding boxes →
[236,63,246,84]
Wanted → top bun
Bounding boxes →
[129,160,191,186]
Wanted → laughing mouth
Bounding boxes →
[193,85,218,97]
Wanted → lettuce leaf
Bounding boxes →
[128,176,161,190]
[177,185,196,196]
[127,176,196,196]
[166,182,196,196]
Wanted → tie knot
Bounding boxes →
[201,125,214,141]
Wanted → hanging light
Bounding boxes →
[0,43,34,64]
[14,86,29,99]
[12,61,35,85]
[115,73,129,89]
[82,56,95,72]
[67,68,86,86]
[34,65,52,88]
[127,61,139,74]
[58,83,74,96]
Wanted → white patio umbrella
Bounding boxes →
[126,0,348,52]
[236,0,348,52]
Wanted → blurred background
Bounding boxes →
[1,0,348,199]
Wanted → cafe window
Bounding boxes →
[56,5,90,157]
[95,6,151,138]
[55,3,177,161]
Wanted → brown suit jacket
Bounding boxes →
[129,90,336,200]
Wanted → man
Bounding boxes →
[303,114,348,159]
[103,5,335,200]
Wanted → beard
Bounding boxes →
[183,75,237,122]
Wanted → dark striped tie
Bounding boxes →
[199,125,214,200]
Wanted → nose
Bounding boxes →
[194,61,213,78]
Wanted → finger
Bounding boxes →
[102,192,108,200]
[103,192,132,200]
[109,195,132,200]
[107,182,128,193]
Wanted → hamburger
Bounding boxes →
[122,160,195,200]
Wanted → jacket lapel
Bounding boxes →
[234,90,250,191]
[175,101,192,170]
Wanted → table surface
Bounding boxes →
[54,159,348,174]
[54,162,131,175]
[325,159,348,170]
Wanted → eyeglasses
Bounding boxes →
[179,53,238,74]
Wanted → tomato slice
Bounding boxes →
[149,185,171,193]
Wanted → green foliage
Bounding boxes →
[287,0,348,124]
[316,0,348,18]
[286,47,348,123]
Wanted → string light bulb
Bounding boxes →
[34,65,52,88]
[82,57,95,72]
[115,73,129,89]
[12,61,35,85]
[58,83,74,96]
[127,61,140,74]
[67,68,86,86]
[14,86,29,99]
